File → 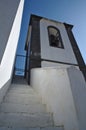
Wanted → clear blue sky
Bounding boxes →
[17,0,86,63]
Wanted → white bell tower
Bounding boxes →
[25,15,86,130]
[25,14,86,81]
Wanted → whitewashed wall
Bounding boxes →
[31,67,79,130]
[68,67,86,130]
[31,66,86,130]
[0,0,24,103]
[40,19,78,67]
[0,0,20,62]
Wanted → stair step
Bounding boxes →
[12,77,28,85]
[4,94,41,104]
[11,84,30,88]
[8,88,36,94]
[0,113,53,127]
[0,103,46,113]
[0,127,64,130]
[4,92,40,99]
[10,85,33,90]
[6,92,39,97]
[3,98,41,105]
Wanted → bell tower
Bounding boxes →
[25,14,86,82]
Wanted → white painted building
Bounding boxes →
[25,15,86,130]
[25,15,86,82]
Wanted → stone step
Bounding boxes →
[6,91,39,97]
[9,85,33,90]
[8,88,37,95]
[0,113,53,127]
[0,103,46,113]
[11,84,31,88]
[4,97,41,105]
[0,127,64,130]
[5,92,40,98]
[4,93,41,104]
[12,77,28,85]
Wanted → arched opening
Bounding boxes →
[48,26,64,48]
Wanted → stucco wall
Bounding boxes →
[0,0,24,103]
[31,67,79,130]
[40,19,78,66]
[0,0,20,63]
[68,67,86,130]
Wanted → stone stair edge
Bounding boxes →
[0,112,52,116]
[0,126,64,130]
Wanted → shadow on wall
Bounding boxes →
[31,66,86,130]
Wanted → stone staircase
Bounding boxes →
[0,78,64,130]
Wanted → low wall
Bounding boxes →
[0,79,11,103]
[68,67,86,130]
[31,67,79,130]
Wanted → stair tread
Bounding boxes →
[0,112,53,127]
[8,88,37,94]
[11,87,32,89]
[3,99,41,104]
[11,84,31,88]
[6,92,40,98]
[4,94,41,104]
[0,102,46,113]
[9,87,33,91]
[12,76,28,85]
